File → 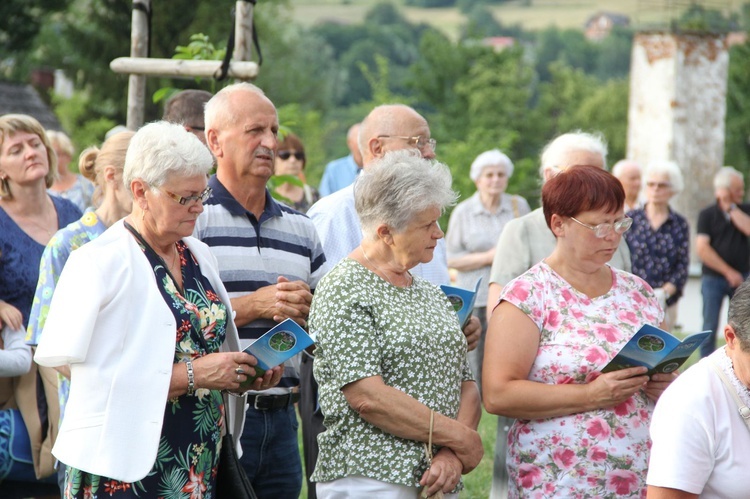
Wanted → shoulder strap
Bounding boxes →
[708,356,750,430]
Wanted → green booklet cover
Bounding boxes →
[601,324,711,376]
[240,318,314,385]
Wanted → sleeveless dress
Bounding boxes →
[64,239,228,499]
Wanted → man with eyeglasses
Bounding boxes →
[484,131,631,499]
[193,83,326,499]
[162,89,212,145]
[696,166,750,358]
[308,104,451,286]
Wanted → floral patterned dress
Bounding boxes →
[64,239,228,499]
[500,262,663,499]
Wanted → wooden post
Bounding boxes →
[113,0,257,129]
[234,1,254,62]
[127,0,150,130]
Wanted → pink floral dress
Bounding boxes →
[500,262,663,498]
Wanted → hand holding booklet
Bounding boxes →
[602,324,711,376]
[240,318,315,387]
[440,277,482,328]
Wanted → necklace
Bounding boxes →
[361,246,412,287]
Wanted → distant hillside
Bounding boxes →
[290,0,724,38]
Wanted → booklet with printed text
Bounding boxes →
[601,324,711,376]
[240,318,315,386]
[441,277,482,328]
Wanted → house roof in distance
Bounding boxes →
[0,81,62,131]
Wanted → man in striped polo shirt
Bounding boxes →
[195,82,326,499]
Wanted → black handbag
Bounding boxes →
[216,431,257,499]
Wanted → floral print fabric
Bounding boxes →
[501,262,663,498]
[64,241,228,498]
[624,207,690,306]
[310,258,473,488]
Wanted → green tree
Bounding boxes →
[573,79,630,164]
[533,62,598,139]
[725,41,750,176]
[0,0,72,56]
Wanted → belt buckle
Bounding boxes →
[253,395,265,411]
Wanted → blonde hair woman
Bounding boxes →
[47,130,95,211]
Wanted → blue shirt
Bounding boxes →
[624,206,690,305]
[0,195,81,327]
[318,154,359,197]
[194,175,326,391]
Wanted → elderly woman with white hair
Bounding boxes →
[624,160,690,332]
[310,150,483,498]
[446,149,530,389]
[34,121,282,498]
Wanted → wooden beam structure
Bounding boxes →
[113,1,257,130]
[110,58,259,80]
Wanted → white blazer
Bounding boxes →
[34,220,246,482]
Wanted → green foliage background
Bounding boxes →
[3,0,750,218]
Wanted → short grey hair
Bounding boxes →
[204,82,268,132]
[714,166,743,190]
[539,131,608,177]
[355,149,457,237]
[728,278,750,351]
[123,121,213,192]
[470,149,514,182]
[644,160,684,194]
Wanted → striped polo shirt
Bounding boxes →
[195,175,326,391]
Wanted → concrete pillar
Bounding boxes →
[627,32,729,265]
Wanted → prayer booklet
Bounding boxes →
[602,324,711,376]
[441,277,482,328]
[241,318,315,385]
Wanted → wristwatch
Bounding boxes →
[728,203,737,213]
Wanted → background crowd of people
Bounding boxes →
[1,82,750,499]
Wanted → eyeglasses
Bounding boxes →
[569,215,633,238]
[160,186,213,206]
[377,135,437,152]
[646,181,671,190]
[277,150,305,161]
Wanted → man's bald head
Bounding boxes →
[358,104,434,168]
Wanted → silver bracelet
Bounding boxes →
[186,359,195,396]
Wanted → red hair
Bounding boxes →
[542,165,625,229]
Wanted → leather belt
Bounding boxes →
[248,392,300,411]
